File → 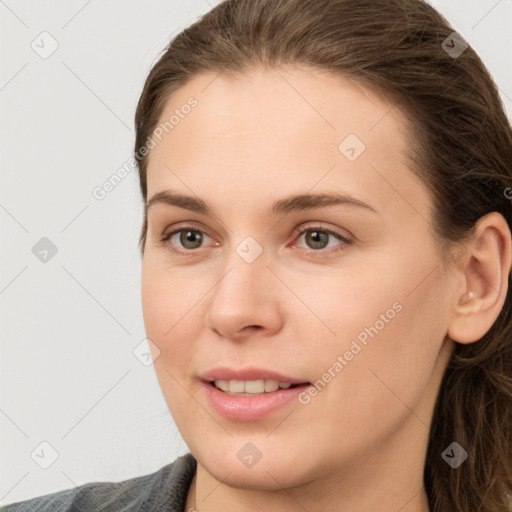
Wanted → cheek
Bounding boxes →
[140,260,203,391]
[294,256,446,404]
[310,273,446,440]
[141,266,202,430]
[281,266,406,363]
[141,255,203,340]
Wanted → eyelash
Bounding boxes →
[160,223,352,257]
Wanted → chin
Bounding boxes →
[191,434,324,491]
[203,455,312,491]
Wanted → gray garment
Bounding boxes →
[1,453,197,512]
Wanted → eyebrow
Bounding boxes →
[146,190,379,216]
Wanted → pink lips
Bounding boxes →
[199,366,311,421]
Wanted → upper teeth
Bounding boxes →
[214,379,293,394]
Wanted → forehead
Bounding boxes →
[145,66,431,224]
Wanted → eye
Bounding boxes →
[160,223,352,257]
[160,226,215,255]
[292,224,352,255]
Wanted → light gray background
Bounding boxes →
[1,0,511,505]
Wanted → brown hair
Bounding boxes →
[133,0,512,510]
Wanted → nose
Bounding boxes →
[204,246,284,341]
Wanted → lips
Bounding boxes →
[199,366,311,421]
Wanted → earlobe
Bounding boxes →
[447,212,512,345]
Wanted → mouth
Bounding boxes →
[201,372,312,421]
[209,379,310,396]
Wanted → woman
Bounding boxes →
[3,0,512,510]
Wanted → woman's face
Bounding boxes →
[141,66,456,490]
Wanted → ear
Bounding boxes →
[447,212,512,344]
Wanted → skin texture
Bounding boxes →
[140,66,511,512]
